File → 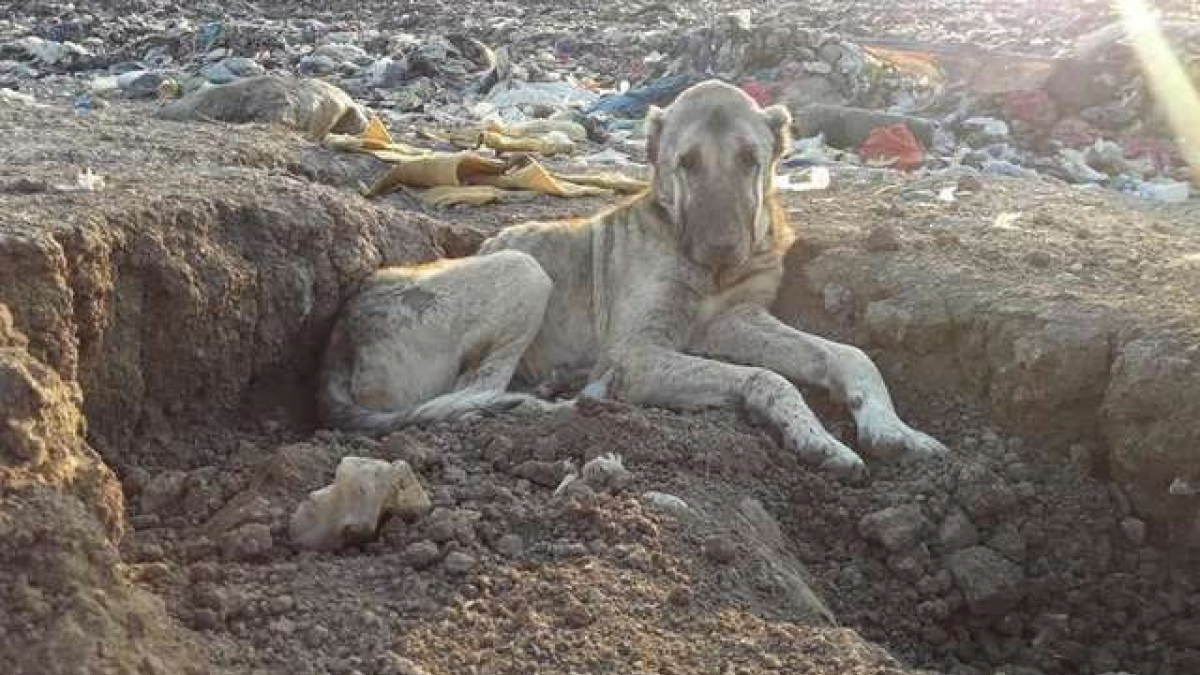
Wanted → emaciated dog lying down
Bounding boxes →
[318,79,947,480]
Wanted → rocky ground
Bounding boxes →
[2,1,1200,675]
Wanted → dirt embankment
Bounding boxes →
[2,100,1200,675]
[774,169,1200,539]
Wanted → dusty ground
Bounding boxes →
[2,57,1200,675]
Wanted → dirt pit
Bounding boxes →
[2,88,1200,675]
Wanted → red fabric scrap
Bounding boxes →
[740,81,771,106]
[859,123,925,170]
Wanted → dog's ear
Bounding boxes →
[645,105,666,165]
[763,104,792,158]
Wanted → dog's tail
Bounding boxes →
[320,359,551,435]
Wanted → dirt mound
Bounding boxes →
[0,486,207,675]
[119,402,1200,675]
[0,302,124,539]
[774,169,1200,541]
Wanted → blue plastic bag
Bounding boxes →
[587,74,695,118]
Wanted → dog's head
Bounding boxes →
[646,79,791,274]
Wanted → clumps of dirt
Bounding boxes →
[0,486,208,675]
[117,400,1199,675]
[0,302,124,540]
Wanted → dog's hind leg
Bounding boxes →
[319,250,556,432]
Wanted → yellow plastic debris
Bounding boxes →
[361,115,394,150]
[483,161,608,198]
[419,186,540,207]
[481,131,575,156]
[331,117,645,206]
[487,119,588,142]
[550,171,648,194]
[367,153,507,196]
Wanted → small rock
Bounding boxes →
[562,601,594,628]
[134,542,166,563]
[142,470,188,515]
[379,653,431,675]
[865,224,901,252]
[1121,518,1147,546]
[290,457,431,551]
[703,535,738,565]
[939,510,980,552]
[987,523,1026,562]
[1068,444,1093,473]
[888,552,926,581]
[404,540,442,569]
[495,533,524,558]
[190,608,221,631]
[220,522,273,562]
[954,463,1018,520]
[443,551,476,575]
[946,546,1027,616]
[667,586,692,607]
[858,504,929,551]
[511,459,574,488]
[641,491,691,518]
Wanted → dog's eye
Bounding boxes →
[737,146,758,168]
[678,150,700,172]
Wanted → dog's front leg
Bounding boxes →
[610,345,866,481]
[697,305,948,461]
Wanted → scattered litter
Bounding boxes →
[993,212,1022,229]
[581,148,636,166]
[641,491,692,518]
[0,88,34,105]
[860,123,926,171]
[553,453,632,496]
[1135,180,1190,204]
[777,166,832,192]
[589,74,693,117]
[53,168,105,193]
[1170,477,1200,496]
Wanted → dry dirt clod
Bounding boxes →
[141,470,188,515]
[946,546,1027,616]
[562,600,595,628]
[954,463,1019,521]
[495,533,524,558]
[404,540,442,569]
[865,223,902,252]
[939,510,980,552]
[511,459,574,488]
[443,551,476,575]
[703,535,738,565]
[1120,518,1147,546]
[220,522,273,562]
[858,504,931,552]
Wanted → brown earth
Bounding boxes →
[1,92,1199,675]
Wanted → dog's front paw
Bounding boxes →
[792,433,868,484]
[858,415,949,462]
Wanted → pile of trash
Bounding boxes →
[1,1,1197,202]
